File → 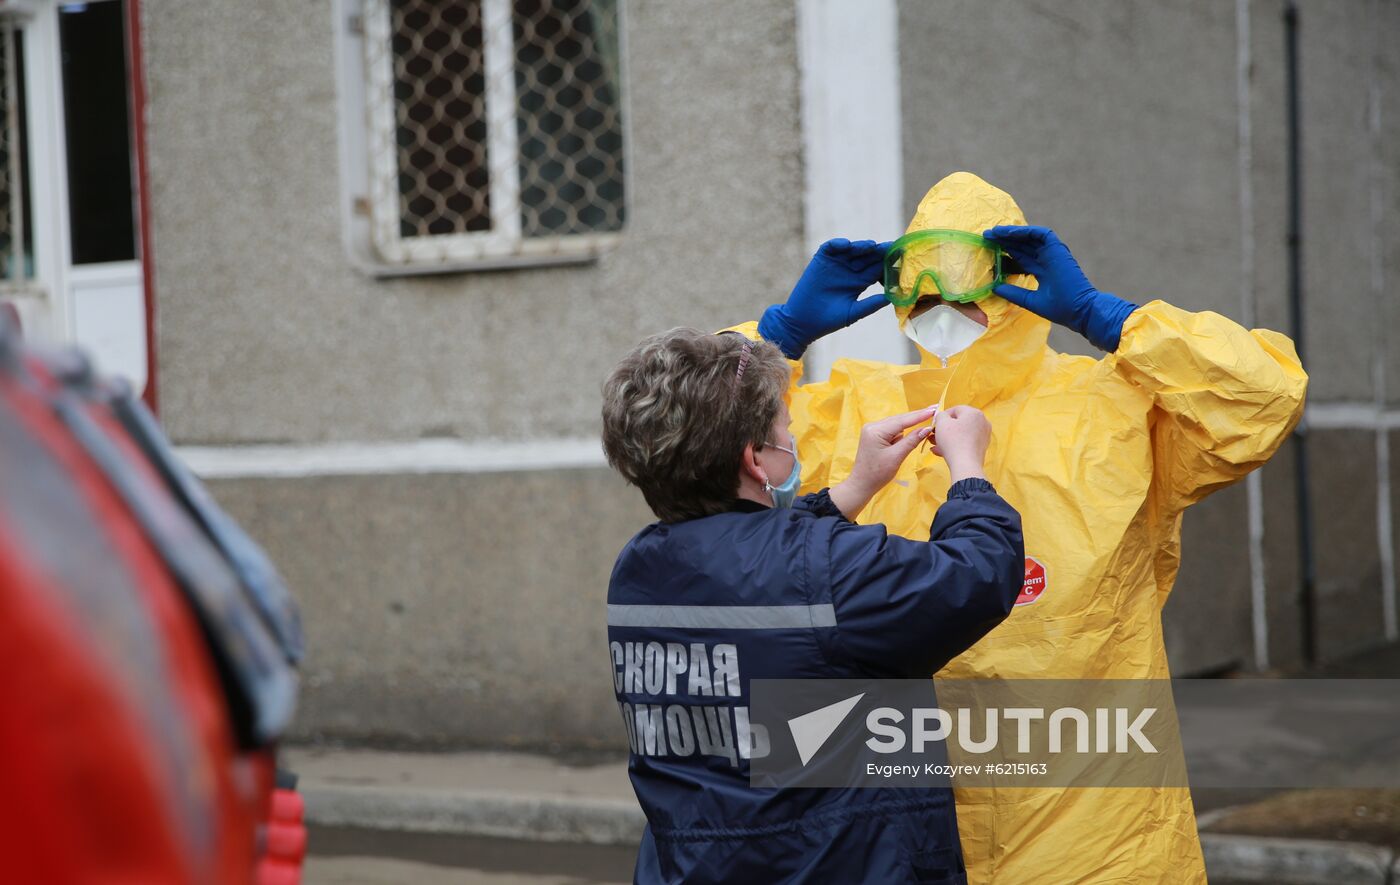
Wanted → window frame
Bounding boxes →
[333,0,630,277]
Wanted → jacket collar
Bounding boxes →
[727,498,769,514]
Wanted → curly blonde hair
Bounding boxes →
[602,329,791,523]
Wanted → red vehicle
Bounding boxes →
[0,314,305,884]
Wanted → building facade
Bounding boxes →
[3,0,1396,749]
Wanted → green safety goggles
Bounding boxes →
[882,229,1017,307]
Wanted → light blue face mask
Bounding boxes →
[763,437,801,509]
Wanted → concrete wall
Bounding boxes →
[1295,0,1399,661]
[208,468,653,748]
[897,0,1400,672]
[144,0,805,446]
[142,0,1399,748]
[142,0,807,748]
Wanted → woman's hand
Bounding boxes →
[829,406,937,519]
[930,405,991,483]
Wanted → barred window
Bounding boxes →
[336,0,626,273]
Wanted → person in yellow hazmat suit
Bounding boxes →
[729,172,1308,883]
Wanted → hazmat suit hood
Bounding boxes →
[897,172,1052,408]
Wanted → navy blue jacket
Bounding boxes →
[607,479,1024,884]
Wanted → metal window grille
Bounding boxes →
[348,0,625,271]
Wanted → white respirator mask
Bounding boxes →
[903,304,987,364]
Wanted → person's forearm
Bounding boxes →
[835,459,986,516]
[828,478,877,521]
[945,460,987,484]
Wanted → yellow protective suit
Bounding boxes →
[733,172,1308,883]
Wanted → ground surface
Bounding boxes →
[305,829,634,885]
[1202,789,1400,852]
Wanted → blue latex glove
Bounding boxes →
[758,238,892,359]
[982,225,1138,352]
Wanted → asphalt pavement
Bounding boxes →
[305,829,634,885]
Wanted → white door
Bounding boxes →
[0,0,147,391]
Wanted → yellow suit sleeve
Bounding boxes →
[1106,300,1309,510]
[722,321,845,492]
